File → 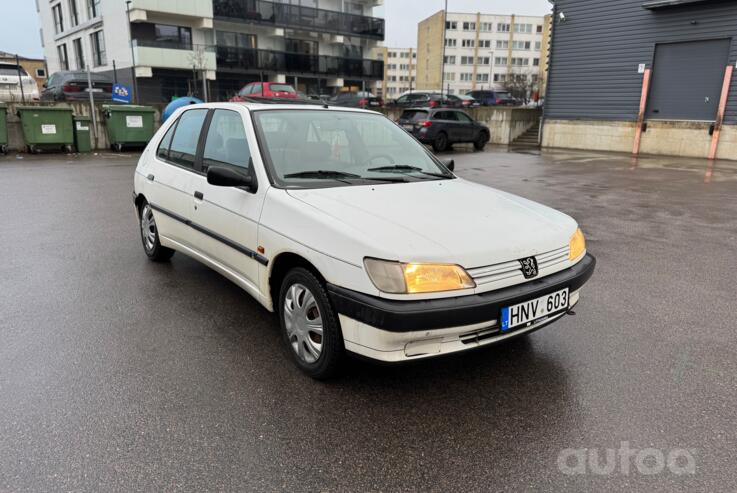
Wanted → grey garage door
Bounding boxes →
[646,38,731,121]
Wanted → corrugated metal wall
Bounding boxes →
[545,0,737,123]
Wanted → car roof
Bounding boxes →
[174,101,382,114]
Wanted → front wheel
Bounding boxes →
[279,267,344,379]
[139,201,175,262]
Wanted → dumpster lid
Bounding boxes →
[73,115,92,121]
[16,105,74,112]
[102,104,156,113]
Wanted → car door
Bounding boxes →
[436,111,463,141]
[145,108,208,248]
[189,108,266,289]
[453,110,477,141]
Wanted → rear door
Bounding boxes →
[189,108,266,289]
[453,111,478,141]
[145,108,208,248]
[646,39,731,121]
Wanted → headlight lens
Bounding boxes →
[364,258,476,294]
[569,228,586,261]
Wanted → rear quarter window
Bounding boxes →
[401,110,429,122]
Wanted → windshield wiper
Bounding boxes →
[367,165,450,179]
[284,170,362,183]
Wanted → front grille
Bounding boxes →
[467,246,570,287]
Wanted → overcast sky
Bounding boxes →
[0,0,552,59]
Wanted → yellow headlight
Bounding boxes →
[404,263,475,293]
[364,258,476,294]
[569,228,586,261]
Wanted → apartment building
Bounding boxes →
[37,0,384,102]
[374,47,416,99]
[416,10,550,97]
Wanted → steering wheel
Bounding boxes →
[363,154,396,166]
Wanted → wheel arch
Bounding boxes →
[268,251,327,309]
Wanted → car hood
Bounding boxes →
[286,178,577,268]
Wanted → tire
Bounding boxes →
[432,132,449,153]
[64,145,74,154]
[474,132,489,151]
[278,267,344,379]
[114,143,123,152]
[138,200,175,262]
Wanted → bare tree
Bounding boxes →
[503,68,541,104]
[187,45,210,101]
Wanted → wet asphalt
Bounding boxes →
[1,146,736,492]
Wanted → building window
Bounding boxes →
[514,23,533,34]
[155,24,193,49]
[216,31,256,49]
[68,0,79,27]
[36,68,47,78]
[477,56,490,65]
[494,73,507,82]
[460,56,474,65]
[496,40,508,49]
[460,73,473,82]
[535,41,542,51]
[495,56,508,65]
[90,30,106,66]
[480,22,493,32]
[479,40,491,48]
[52,4,64,34]
[87,0,100,19]
[511,57,529,66]
[445,21,457,30]
[443,72,455,81]
[537,24,543,33]
[462,22,476,31]
[57,44,69,70]
[445,38,457,48]
[461,39,475,48]
[512,41,531,50]
[533,58,540,66]
[72,38,84,70]
[477,73,489,83]
[443,55,456,65]
[497,23,510,33]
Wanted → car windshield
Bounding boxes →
[0,65,27,76]
[254,110,453,188]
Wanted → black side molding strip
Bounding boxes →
[327,254,596,332]
[150,203,269,266]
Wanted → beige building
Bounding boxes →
[416,11,551,97]
[374,47,416,100]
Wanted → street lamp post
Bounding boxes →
[126,1,140,104]
[440,0,448,97]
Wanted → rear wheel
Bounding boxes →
[474,132,489,151]
[432,132,449,153]
[278,267,344,379]
[113,143,123,152]
[139,201,175,262]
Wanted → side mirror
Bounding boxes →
[207,165,254,190]
[441,158,455,172]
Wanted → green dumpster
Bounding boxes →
[17,106,74,154]
[0,102,8,154]
[102,105,156,152]
[73,116,92,153]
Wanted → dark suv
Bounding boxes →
[397,108,490,152]
[466,89,516,106]
[41,71,114,102]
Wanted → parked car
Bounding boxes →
[466,89,516,106]
[229,82,298,102]
[329,91,383,109]
[0,63,40,102]
[392,92,450,109]
[397,108,490,152]
[41,71,113,102]
[457,94,481,108]
[133,102,595,379]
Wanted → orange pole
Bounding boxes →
[708,65,734,160]
[632,68,651,156]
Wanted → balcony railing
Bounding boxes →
[213,0,385,40]
[132,39,216,52]
[216,46,384,79]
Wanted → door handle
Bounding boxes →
[146,174,155,181]
[194,191,204,200]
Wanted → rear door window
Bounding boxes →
[156,122,177,160]
[202,110,251,173]
[168,109,208,169]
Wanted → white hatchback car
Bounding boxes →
[133,102,595,379]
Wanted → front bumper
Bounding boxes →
[328,253,596,362]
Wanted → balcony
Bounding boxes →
[216,46,384,80]
[132,41,217,72]
[213,0,385,40]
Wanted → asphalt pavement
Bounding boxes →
[1,146,736,492]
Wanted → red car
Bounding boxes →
[229,82,299,101]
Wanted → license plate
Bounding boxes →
[402,124,414,131]
[370,101,379,106]
[501,288,569,332]
[85,88,103,93]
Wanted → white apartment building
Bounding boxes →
[417,11,550,97]
[37,0,385,102]
[375,47,416,99]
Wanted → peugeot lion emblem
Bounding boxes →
[519,257,539,279]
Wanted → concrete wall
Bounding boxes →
[542,119,737,160]
[3,102,164,152]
